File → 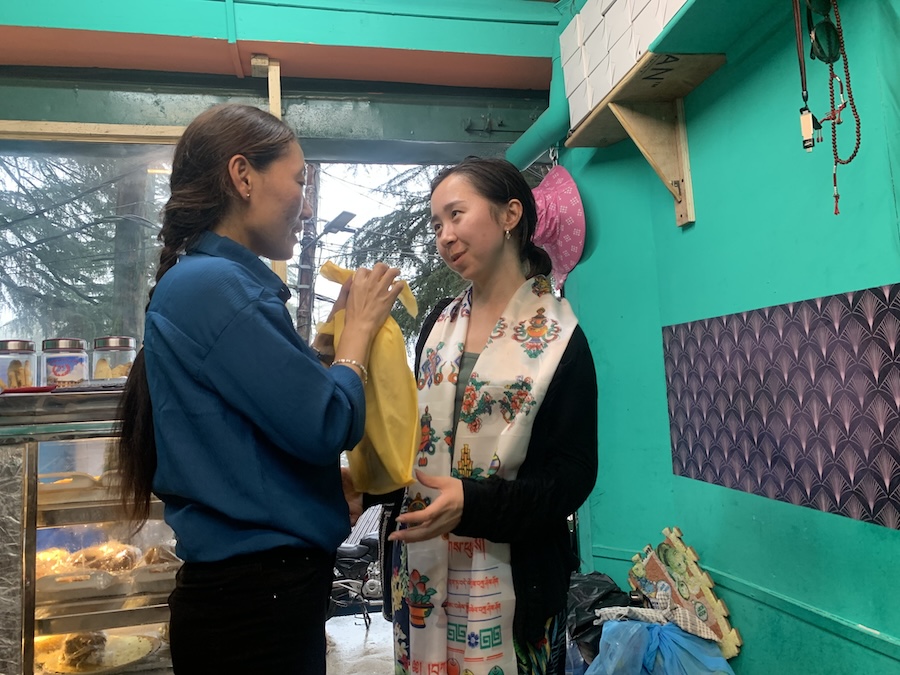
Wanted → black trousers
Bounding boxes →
[168,546,335,674]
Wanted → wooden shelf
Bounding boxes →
[565,51,725,226]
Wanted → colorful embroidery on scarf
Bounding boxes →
[499,376,536,423]
[404,491,431,512]
[397,277,577,675]
[449,289,473,321]
[406,569,438,628]
[459,373,495,433]
[532,276,553,297]
[513,308,561,358]
[448,656,506,675]
[418,342,445,389]
[417,406,439,467]
[491,318,508,341]
[451,445,501,480]
[448,342,464,384]
[448,659,504,675]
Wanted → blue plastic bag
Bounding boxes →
[585,621,735,675]
[566,635,588,675]
[584,621,649,675]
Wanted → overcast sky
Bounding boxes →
[310,163,416,324]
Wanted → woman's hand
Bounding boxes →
[341,466,363,527]
[310,279,350,360]
[331,262,403,385]
[388,471,464,543]
[344,262,404,338]
[329,277,351,319]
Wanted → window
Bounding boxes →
[0,143,173,347]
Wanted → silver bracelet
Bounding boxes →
[333,358,368,385]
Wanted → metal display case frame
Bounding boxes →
[0,391,170,675]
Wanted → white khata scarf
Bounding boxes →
[392,276,577,675]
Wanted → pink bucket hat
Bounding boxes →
[532,166,586,290]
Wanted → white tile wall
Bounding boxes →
[561,0,688,129]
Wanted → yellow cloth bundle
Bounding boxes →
[318,261,418,494]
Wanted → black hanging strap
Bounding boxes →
[792,0,809,104]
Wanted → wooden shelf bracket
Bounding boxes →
[565,52,725,227]
[609,99,694,227]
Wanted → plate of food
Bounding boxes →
[37,633,159,674]
[37,472,105,504]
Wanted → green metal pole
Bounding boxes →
[505,39,569,170]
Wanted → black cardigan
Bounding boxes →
[374,298,599,644]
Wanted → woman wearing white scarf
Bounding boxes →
[387,157,598,675]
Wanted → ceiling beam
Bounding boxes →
[0,0,560,59]
[0,69,548,164]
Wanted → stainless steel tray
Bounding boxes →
[35,593,171,635]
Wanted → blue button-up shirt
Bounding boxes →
[144,231,364,562]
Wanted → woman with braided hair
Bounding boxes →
[116,103,402,674]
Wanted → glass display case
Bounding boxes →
[0,391,176,675]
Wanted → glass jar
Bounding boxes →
[0,339,36,390]
[92,336,136,380]
[41,338,88,388]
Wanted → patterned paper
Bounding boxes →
[663,283,900,529]
[628,527,741,658]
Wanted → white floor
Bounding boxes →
[326,612,394,675]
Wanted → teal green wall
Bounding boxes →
[563,1,900,673]
[3,0,899,670]
[0,0,558,58]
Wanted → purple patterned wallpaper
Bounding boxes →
[663,284,900,529]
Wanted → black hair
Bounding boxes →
[430,156,551,278]
[117,104,296,526]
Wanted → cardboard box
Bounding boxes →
[587,56,613,105]
[598,0,618,14]
[629,0,654,21]
[559,14,584,66]
[604,0,633,46]
[579,0,606,43]
[632,1,666,59]
[662,0,688,24]
[568,79,595,129]
[583,17,611,75]
[608,27,639,86]
[562,46,588,98]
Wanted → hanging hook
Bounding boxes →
[548,145,559,166]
